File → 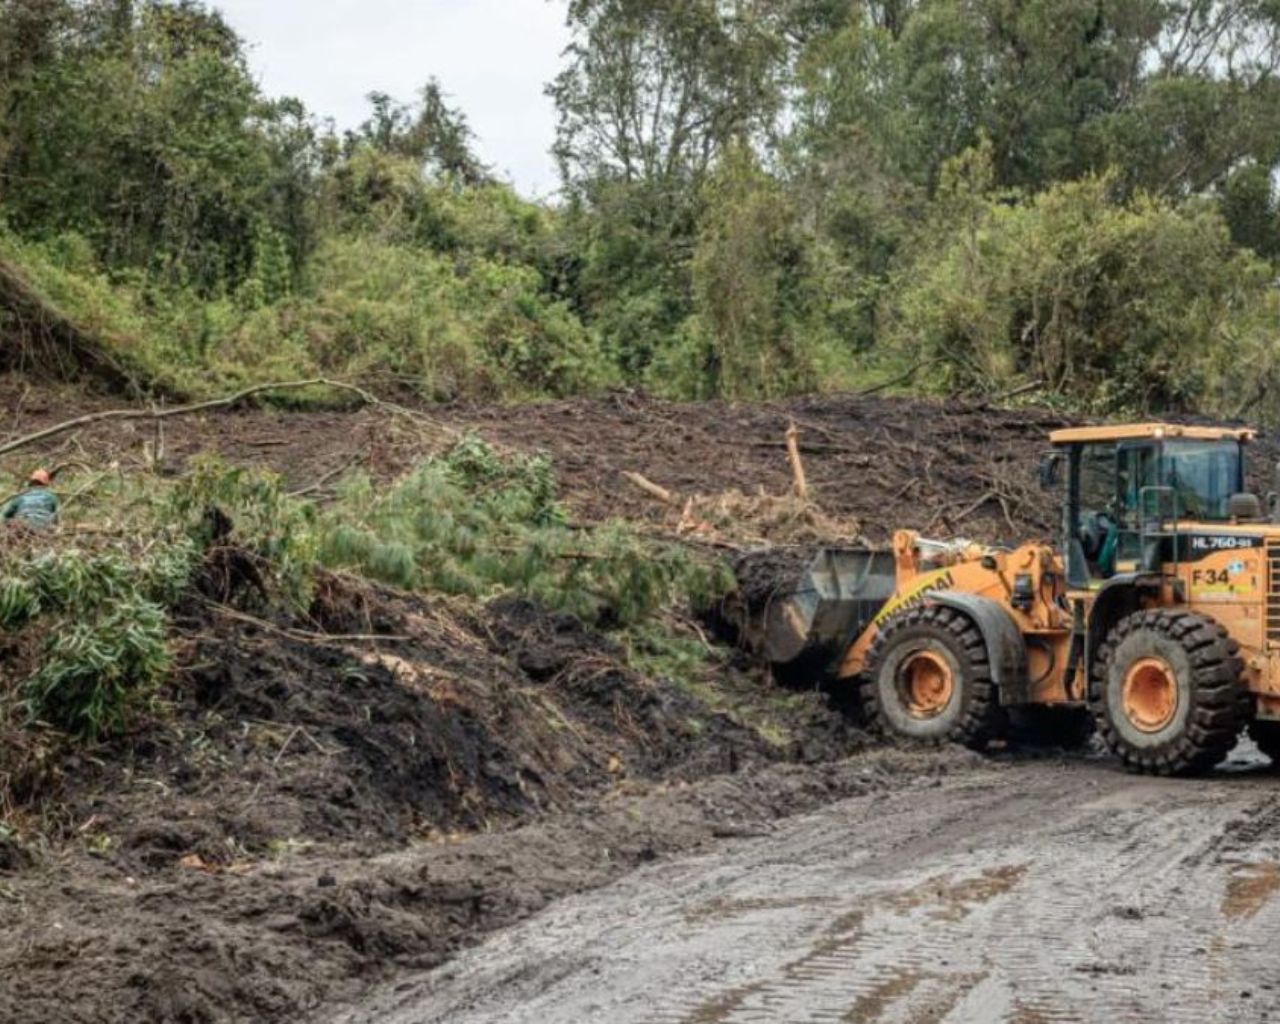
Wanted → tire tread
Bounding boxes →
[862,604,1002,751]
[1090,609,1245,776]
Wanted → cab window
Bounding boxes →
[1117,444,1158,521]
[1160,440,1242,521]
[1079,444,1116,522]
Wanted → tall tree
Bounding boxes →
[549,0,788,197]
[351,79,490,186]
[0,0,321,290]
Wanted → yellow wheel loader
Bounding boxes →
[751,423,1280,775]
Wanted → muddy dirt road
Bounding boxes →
[339,753,1280,1024]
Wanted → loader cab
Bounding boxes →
[1046,424,1254,586]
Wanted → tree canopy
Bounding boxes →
[3,0,1280,418]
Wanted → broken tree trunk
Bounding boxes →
[785,421,808,501]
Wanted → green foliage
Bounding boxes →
[25,598,170,741]
[7,0,1280,413]
[893,170,1280,414]
[0,445,731,749]
[0,547,193,739]
[550,0,787,194]
[348,80,491,186]
[284,236,612,400]
[653,147,855,399]
[318,437,729,626]
[167,459,317,605]
[0,0,315,292]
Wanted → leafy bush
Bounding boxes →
[318,437,729,625]
[652,147,857,400]
[167,458,318,606]
[25,598,170,741]
[0,222,615,402]
[0,547,194,739]
[892,169,1280,415]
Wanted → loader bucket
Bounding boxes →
[743,547,897,670]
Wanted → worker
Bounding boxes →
[2,469,59,530]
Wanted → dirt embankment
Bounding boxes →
[0,565,862,1024]
[1,377,1072,545]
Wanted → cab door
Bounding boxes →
[1115,441,1159,566]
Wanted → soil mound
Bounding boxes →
[0,570,859,1023]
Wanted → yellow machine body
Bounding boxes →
[832,524,1280,722]
[747,422,1280,771]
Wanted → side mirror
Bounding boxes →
[1037,452,1063,491]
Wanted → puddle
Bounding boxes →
[680,865,1027,1023]
[1222,862,1280,921]
[883,864,1029,923]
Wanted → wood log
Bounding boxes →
[0,378,452,460]
[785,421,808,500]
[621,470,680,506]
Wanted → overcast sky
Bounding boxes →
[212,1,571,197]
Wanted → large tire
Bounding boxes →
[1091,609,1245,775]
[1247,720,1280,764]
[862,605,1002,750]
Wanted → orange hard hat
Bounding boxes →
[28,469,51,487]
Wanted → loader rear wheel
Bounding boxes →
[1091,610,1245,776]
[863,605,1001,750]
[1247,720,1280,764]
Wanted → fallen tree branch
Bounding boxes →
[0,378,454,460]
[991,378,1045,403]
[288,454,364,499]
[204,600,412,646]
[621,470,681,507]
[953,490,997,523]
[854,357,946,397]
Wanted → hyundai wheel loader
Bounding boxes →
[749,423,1280,775]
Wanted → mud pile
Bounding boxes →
[0,567,862,1023]
[5,378,1274,551]
[0,378,1069,546]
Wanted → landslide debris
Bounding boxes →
[0,563,859,1024]
[0,376,1068,547]
[4,377,1273,1024]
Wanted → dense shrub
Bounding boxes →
[318,437,729,626]
[0,547,194,739]
[8,0,1280,413]
[892,172,1280,415]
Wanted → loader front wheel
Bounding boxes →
[863,605,1001,750]
[1091,610,1245,776]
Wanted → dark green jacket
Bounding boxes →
[2,487,59,528]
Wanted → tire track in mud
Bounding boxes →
[339,758,1280,1024]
